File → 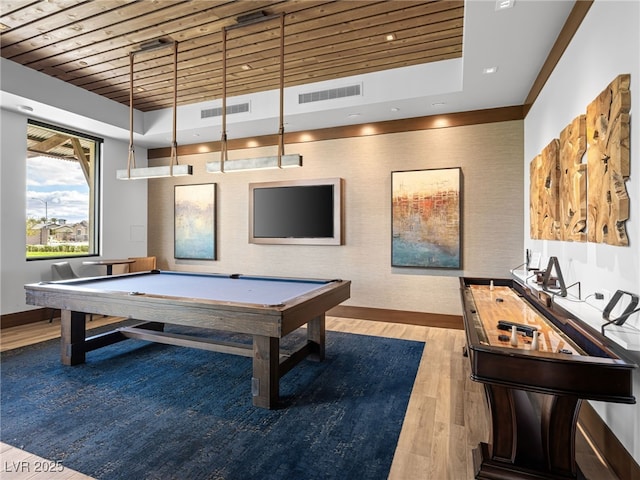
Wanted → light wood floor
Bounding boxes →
[0,316,619,479]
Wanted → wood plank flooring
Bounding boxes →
[0,316,620,479]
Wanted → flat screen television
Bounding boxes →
[249,178,343,245]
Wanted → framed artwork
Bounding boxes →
[174,183,216,260]
[392,167,461,269]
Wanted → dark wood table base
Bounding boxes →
[473,441,586,480]
[473,384,586,480]
[61,310,326,409]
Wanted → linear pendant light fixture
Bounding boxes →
[117,39,192,180]
[206,12,302,173]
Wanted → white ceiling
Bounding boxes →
[1,0,576,149]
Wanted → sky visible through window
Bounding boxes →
[26,156,89,224]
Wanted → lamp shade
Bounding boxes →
[117,164,193,180]
[206,154,302,173]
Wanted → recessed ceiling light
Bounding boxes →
[431,102,446,107]
[241,64,252,71]
[483,66,498,74]
[390,107,400,112]
[496,0,515,10]
[348,113,362,118]
[136,86,146,92]
[385,33,396,41]
[78,61,88,66]
[0,23,10,31]
[19,105,34,112]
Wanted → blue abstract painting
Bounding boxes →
[174,183,216,260]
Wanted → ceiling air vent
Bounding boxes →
[201,102,250,119]
[298,84,362,104]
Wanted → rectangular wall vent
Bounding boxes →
[201,102,250,119]
[298,84,362,104]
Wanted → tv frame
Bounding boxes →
[249,177,343,246]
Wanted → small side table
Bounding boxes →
[83,259,135,275]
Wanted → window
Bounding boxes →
[25,121,101,260]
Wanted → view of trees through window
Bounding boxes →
[25,121,101,259]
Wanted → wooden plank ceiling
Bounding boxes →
[1,0,464,112]
[27,123,93,162]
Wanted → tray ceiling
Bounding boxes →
[1,1,464,112]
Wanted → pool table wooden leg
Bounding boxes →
[252,335,279,409]
[307,314,325,361]
[61,310,86,365]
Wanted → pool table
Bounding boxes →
[25,270,351,408]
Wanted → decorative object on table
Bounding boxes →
[541,256,567,298]
[391,167,461,268]
[174,183,216,260]
[601,290,640,335]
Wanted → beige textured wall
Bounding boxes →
[148,120,523,316]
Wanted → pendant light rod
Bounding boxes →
[216,12,294,173]
[220,27,228,173]
[118,39,192,180]
[127,51,135,178]
[278,12,285,168]
[170,39,178,176]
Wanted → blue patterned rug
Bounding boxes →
[1,322,424,480]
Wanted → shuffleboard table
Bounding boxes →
[25,270,351,409]
[460,277,636,480]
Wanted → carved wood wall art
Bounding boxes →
[536,139,561,240]
[530,155,543,239]
[559,115,587,241]
[586,74,631,246]
[530,74,631,246]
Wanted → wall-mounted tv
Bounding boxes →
[249,178,343,245]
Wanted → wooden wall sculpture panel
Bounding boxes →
[530,74,631,246]
[530,139,560,240]
[559,115,587,242]
[586,74,631,246]
[530,155,542,239]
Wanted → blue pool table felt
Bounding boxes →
[69,271,330,306]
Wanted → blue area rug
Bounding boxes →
[1,322,424,480]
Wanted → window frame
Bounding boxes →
[25,119,102,261]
